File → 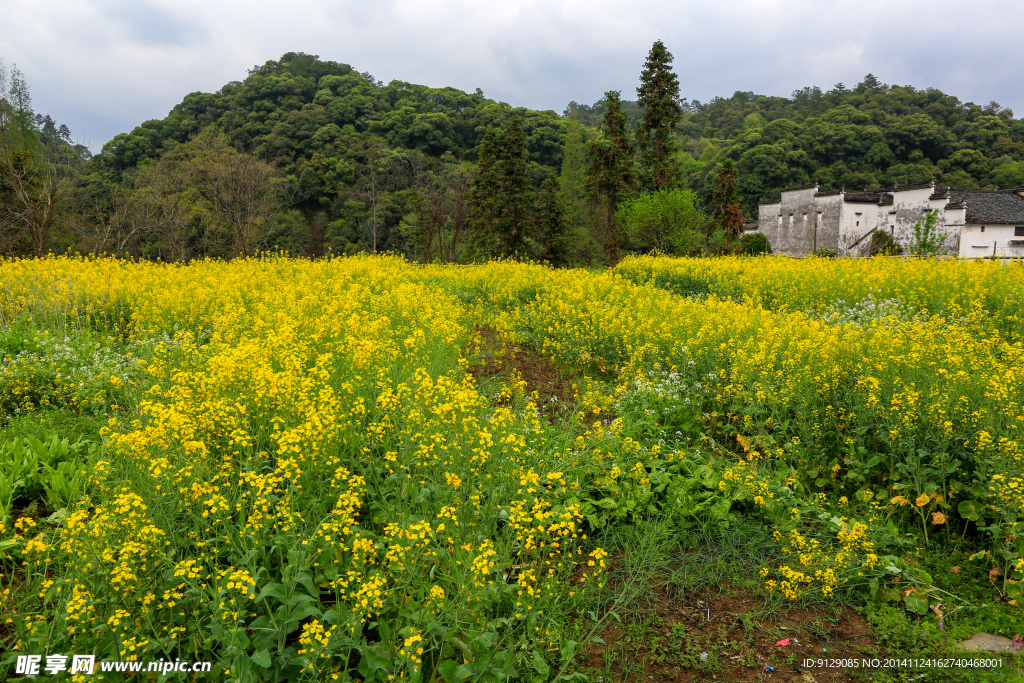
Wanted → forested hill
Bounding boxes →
[74,52,565,258]
[8,53,1024,262]
[570,76,1024,215]
[90,57,1024,239]
[95,52,566,179]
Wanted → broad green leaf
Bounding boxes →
[250,650,271,668]
[957,500,984,521]
[532,650,550,676]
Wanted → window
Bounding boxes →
[856,221,860,226]
[1015,226,1024,236]
[981,226,985,233]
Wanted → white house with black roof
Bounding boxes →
[753,181,1024,257]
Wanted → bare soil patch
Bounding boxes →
[580,579,877,682]
[466,325,579,421]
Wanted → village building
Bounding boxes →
[753,181,1024,257]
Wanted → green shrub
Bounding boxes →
[740,232,771,255]
[869,230,903,256]
[616,188,706,256]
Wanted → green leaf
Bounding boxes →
[286,593,316,608]
[256,582,286,603]
[957,500,984,521]
[903,591,928,615]
[296,572,319,597]
[358,649,391,681]
[437,661,463,682]
[532,651,550,676]
[250,650,271,668]
[855,488,874,502]
[472,631,497,650]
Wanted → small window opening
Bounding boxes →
[1015,226,1024,236]
[981,226,985,233]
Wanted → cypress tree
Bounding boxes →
[587,91,634,265]
[636,40,683,190]
[534,176,568,267]
[498,117,529,258]
[469,118,529,259]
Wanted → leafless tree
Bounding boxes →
[187,129,279,258]
[409,163,473,263]
[0,123,82,256]
[0,60,84,257]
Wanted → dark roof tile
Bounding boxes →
[894,181,935,191]
[844,189,893,204]
[957,190,1024,224]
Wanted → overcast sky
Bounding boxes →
[3,0,1023,151]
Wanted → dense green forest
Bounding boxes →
[571,77,1024,214]
[2,49,1023,263]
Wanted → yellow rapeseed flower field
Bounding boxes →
[0,253,1021,680]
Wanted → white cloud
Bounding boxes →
[2,0,1022,149]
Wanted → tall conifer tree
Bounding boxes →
[587,91,634,265]
[499,117,529,258]
[534,176,568,266]
[469,117,529,258]
[636,40,682,190]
